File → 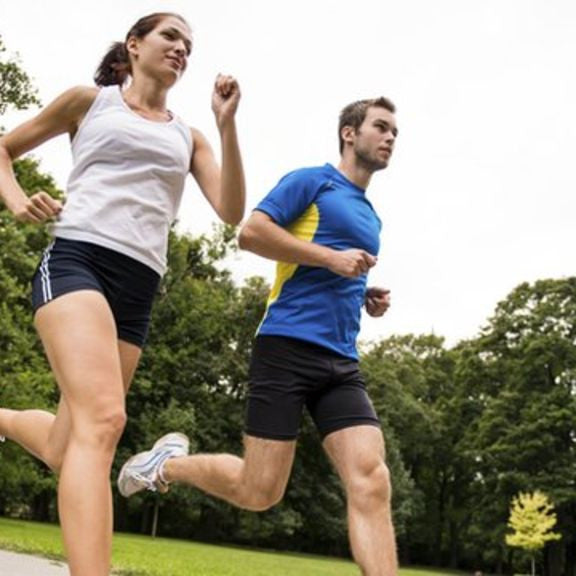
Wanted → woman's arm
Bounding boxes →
[0,85,97,222]
[189,74,245,225]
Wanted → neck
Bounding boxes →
[337,156,373,190]
[122,76,170,115]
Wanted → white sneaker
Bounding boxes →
[0,436,4,442]
[117,432,189,498]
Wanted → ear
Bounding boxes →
[126,36,139,59]
[340,125,356,148]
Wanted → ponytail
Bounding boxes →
[94,42,130,87]
[93,13,190,87]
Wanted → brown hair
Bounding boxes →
[338,97,396,153]
[93,12,190,87]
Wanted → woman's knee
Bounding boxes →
[46,406,125,472]
[75,403,127,447]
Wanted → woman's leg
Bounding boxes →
[34,290,138,576]
[0,400,70,470]
[0,333,140,472]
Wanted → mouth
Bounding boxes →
[166,56,184,70]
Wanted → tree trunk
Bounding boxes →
[152,499,160,538]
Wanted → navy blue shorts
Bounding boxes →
[246,335,381,441]
[31,238,160,348]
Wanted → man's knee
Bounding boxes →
[348,460,392,509]
[241,481,286,511]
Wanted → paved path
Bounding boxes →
[0,549,69,575]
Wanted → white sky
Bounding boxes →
[1,0,575,347]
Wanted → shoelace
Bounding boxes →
[130,471,158,492]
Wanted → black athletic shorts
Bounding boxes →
[31,237,160,347]
[246,335,381,441]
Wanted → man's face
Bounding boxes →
[352,106,398,172]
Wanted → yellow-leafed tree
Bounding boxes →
[505,491,561,576]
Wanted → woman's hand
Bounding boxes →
[12,191,63,224]
[211,73,241,130]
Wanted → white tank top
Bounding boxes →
[52,85,193,276]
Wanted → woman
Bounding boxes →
[0,12,245,576]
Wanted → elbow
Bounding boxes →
[0,143,13,163]
[218,201,245,227]
[223,211,244,227]
[237,223,256,252]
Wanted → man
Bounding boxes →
[118,96,399,576]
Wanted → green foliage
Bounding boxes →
[0,36,40,116]
[454,279,576,574]
[0,62,574,567]
[362,335,480,567]
[0,159,61,519]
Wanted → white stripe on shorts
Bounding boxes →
[40,241,55,304]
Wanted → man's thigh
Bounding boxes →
[307,359,380,440]
[242,434,297,495]
[322,425,386,486]
[245,336,331,440]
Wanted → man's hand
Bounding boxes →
[12,191,62,224]
[327,249,377,278]
[365,287,391,317]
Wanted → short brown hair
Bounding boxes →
[338,97,396,153]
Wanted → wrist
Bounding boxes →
[216,115,237,134]
[3,194,26,216]
[315,246,337,269]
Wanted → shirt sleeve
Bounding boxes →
[255,168,321,227]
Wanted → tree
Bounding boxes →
[360,334,477,567]
[0,36,40,117]
[506,491,561,576]
[458,278,576,575]
[0,37,59,520]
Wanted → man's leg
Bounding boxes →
[323,425,397,576]
[160,435,296,511]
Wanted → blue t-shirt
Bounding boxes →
[255,163,382,360]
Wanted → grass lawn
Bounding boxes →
[0,517,465,576]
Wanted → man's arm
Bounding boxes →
[238,210,377,278]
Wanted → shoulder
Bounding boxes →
[189,126,211,154]
[50,86,101,135]
[52,85,99,111]
[0,86,100,158]
[271,165,335,197]
[190,126,208,145]
[43,85,99,126]
[276,164,327,185]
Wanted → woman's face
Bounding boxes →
[128,16,193,85]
